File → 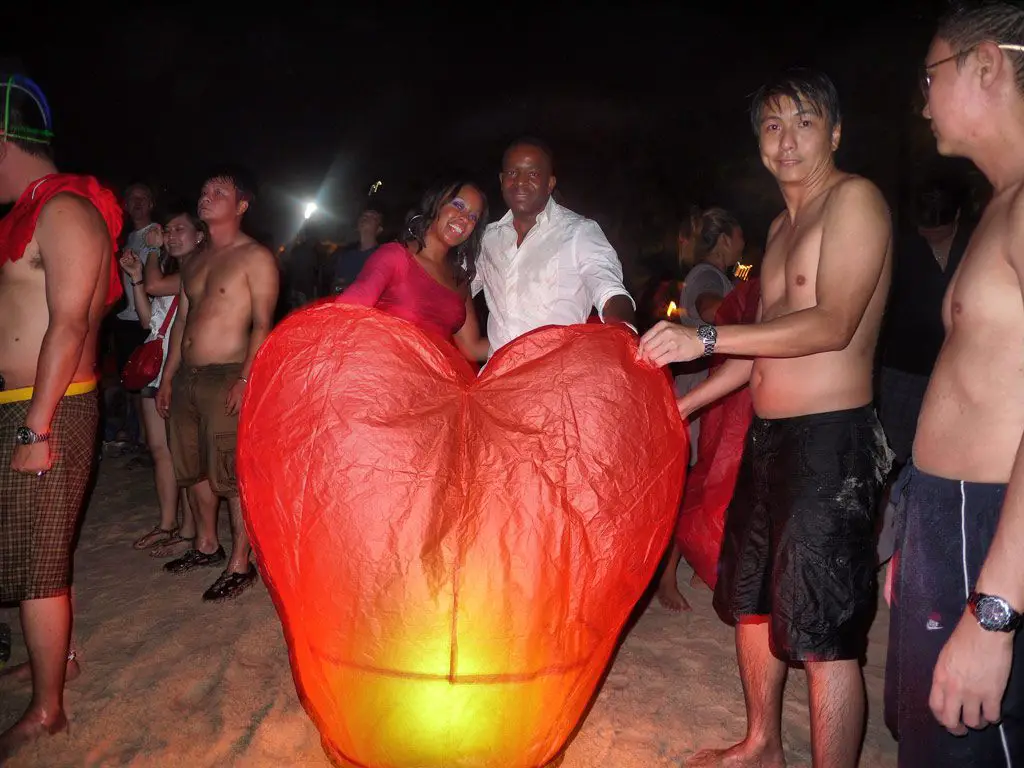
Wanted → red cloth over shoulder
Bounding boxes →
[0,173,125,306]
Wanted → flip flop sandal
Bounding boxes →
[132,526,177,550]
[149,534,196,558]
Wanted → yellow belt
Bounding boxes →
[0,378,98,405]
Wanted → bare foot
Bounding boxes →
[656,580,692,612]
[685,741,785,768]
[132,526,175,550]
[0,656,80,685]
[150,535,195,559]
[0,709,68,761]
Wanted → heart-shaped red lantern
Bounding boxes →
[237,304,687,768]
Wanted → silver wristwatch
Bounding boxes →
[15,426,50,445]
[968,592,1023,633]
[696,324,717,357]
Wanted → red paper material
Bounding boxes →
[237,305,687,768]
[675,278,760,589]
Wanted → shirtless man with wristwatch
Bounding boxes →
[883,5,1024,765]
[0,74,123,758]
[641,68,893,767]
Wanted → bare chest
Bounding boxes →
[0,239,44,290]
[760,218,823,319]
[184,253,248,307]
[942,217,1021,334]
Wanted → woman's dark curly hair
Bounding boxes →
[402,180,489,286]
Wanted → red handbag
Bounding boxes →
[121,296,178,390]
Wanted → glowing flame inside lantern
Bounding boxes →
[735,262,752,281]
[666,301,679,318]
[317,604,572,765]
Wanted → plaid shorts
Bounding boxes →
[0,391,98,602]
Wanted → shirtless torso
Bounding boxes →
[637,77,895,768]
[176,233,274,369]
[751,173,892,418]
[155,182,278,598]
[0,163,122,757]
[0,194,111,389]
[914,182,1024,483]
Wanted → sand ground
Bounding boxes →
[0,454,898,767]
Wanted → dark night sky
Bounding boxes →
[6,1,951,272]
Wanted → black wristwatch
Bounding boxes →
[696,323,717,357]
[15,426,50,445]
[968,592,1023,633]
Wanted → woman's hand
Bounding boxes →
[120,249,144,282]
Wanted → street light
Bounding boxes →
[303,201,318,220]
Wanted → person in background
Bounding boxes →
[120,204,209,559]
[333,205,384,294]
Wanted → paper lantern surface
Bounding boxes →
[675,278,760,588]
[237,304,687,768]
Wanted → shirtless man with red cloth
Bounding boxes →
[0,75,123,759]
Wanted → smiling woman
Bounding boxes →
[337,179,492,362]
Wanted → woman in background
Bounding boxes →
[121,205,210,557]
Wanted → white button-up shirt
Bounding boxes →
[472,197,633,355]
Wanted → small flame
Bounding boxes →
[666,301,678,318]
[735,262,752,281]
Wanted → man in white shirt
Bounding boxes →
[472,138,636,354]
